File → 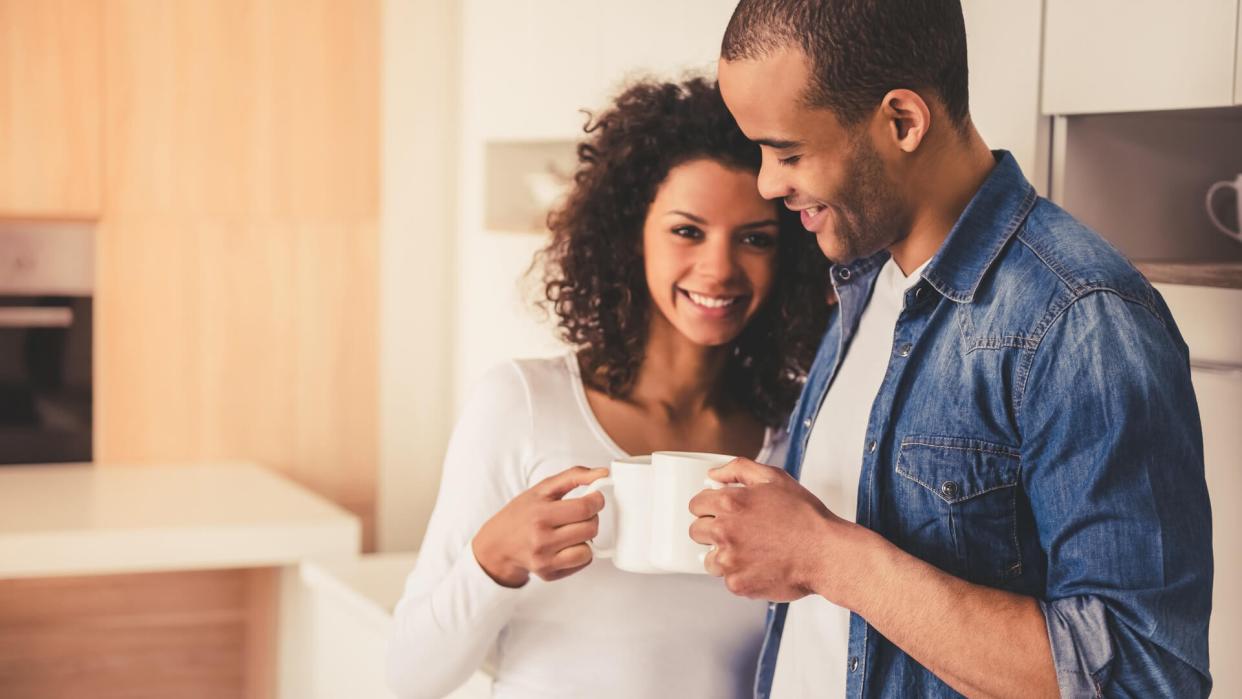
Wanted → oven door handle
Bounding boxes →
[0,307,74,328]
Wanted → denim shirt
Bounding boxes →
[756,152,1213,698]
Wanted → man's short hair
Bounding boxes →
[721,0,970,129]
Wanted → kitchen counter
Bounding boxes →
[0,461,360,579]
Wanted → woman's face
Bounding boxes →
[642,158,780,348]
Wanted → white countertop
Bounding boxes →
[0,462,361,578]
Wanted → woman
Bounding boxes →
[387,77,830,699]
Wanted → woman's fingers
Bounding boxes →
[546,516,600,551]
[542,491,604,525]
[533,465,609,500]
[534,543,594,581]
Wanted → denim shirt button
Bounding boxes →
[802,418,812,429]
[838,267,852,281]
[897,343,912,357]
[848,656,859,673]
[867,440,877,454]
[940,481,959,498]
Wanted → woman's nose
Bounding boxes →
[696,234,738,279]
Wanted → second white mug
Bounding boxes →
[650,451,736,574]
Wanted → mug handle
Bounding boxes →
[1206,180,1242,239]
[567,478,616,558]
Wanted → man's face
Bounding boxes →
[718,49,910,265]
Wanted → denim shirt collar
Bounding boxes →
[920,150,1037,304]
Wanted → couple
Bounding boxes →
[389,1,1213,697]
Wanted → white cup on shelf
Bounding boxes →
[1206,173,1242,244]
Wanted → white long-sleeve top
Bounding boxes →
[386,355,784,699]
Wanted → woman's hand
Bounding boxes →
[472,466,609,588]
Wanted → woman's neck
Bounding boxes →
[626,315,732,421]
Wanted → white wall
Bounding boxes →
[452,0,739,410]
[378,0,461,551]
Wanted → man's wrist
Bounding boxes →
[808,517,889,610]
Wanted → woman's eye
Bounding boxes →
[671,225,702,239]
[743,232,777,248]
[778,155,801,167]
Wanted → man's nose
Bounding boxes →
[756,155,793,201]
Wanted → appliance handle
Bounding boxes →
[0,307,73,328]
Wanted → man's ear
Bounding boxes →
[878,89,932,153]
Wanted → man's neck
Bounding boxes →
[888,127,996,275]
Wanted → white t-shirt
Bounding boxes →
[770,257,927,699]
[387,354,785,699]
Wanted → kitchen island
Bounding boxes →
[0,462,360,698]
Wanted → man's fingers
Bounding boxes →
[701,545,723,577]
[535,465,610,500]
[689,515,718,546]
[707,457,780,487]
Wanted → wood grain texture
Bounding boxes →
[103,0,379,218]
[0,569,271,699]
[95,217,380,549]
[95,0,381,550]
[0,0,102,217]
[1136,261,1242,290]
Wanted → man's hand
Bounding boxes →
[689,458,866,602]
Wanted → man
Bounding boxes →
[688,1,1214,697]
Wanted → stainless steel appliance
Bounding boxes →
[0,224,93,465]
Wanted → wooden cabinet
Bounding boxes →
[0,0,101,218]
[1042,0,1240,114]
[95,0,380,547]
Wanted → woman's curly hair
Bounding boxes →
[535,76,831,426]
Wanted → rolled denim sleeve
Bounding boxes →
[1019,290,1213,697]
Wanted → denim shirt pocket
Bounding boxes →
[894,435,1023,585]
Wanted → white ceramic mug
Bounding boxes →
[1206,173,1242,244]
[570,456,663,573]
[650,451,736,574]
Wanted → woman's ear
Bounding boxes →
[878,89,932,153]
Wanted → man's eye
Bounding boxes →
[672,225,702,239]
[778,155,801,166]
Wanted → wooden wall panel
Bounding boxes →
[0,568,278,699]
[96,0,381,549]
[0,0,102,218]
[102,0,378,218]
[95,217,379,548]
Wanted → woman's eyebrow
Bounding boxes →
[738,218,780,229]
[666,210,708,223]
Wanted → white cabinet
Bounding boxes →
[961,0,1048,191]
[1042,0,1240,114]
[464,0,737,141]
[279,554,492,699]
[1236,5,1242,103]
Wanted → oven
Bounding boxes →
[0,224,93,465]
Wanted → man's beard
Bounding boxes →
[826,136,909,265]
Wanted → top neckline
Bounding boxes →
[562,353,775,463]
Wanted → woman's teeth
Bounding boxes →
[685,290,739,309]
[804,206,823,217]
